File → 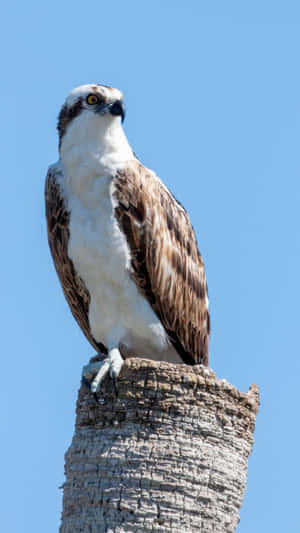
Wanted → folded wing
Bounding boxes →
[112,161,210,365]
[45,166,107,354]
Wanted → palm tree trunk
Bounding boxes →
[60,359,259,533]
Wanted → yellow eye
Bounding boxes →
[87,94,99,105]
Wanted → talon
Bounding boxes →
[83,347,124,395]
[112,375,119,397]
[93,392,100,403]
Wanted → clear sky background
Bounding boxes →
[1,1,299,532]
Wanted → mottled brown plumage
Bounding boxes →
[45,159,210,366]
[112,160,210,365]
[45,166,107,354]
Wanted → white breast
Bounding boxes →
[58,158,181,363]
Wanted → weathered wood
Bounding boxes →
[60,359,259,533]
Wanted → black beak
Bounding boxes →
[109,100,126,122]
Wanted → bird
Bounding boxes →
[45,83,210,396]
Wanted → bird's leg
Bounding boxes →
[82,347,123,396]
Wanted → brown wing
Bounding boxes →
[112,160,210,365]
[45,166,107,354]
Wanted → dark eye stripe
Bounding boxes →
[57,98,83,148]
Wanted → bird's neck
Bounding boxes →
[60,117,135,180]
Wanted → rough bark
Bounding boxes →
[60,359,259,533]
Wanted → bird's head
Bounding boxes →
[57,84,126,153]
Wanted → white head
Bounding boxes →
[57,83,127,155]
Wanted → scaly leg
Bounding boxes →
[82,347,123,397]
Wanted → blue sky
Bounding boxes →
[1,2,300,531]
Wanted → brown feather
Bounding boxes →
[45,160,210,365]
[112,160,210,365]
[45,167,107,355]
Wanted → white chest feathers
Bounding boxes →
[59,166,181,363]
[67,175,131,291]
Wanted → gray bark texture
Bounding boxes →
[60,359,259,533]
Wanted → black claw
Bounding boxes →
[93,392,100,403]
[112,375,119,397]
[82,377,101,403]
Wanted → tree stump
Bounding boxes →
[60,359,259,533]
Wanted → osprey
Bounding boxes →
[45,83,210,395]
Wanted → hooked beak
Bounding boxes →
[109,100,125,122]
[96,99,125,122]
